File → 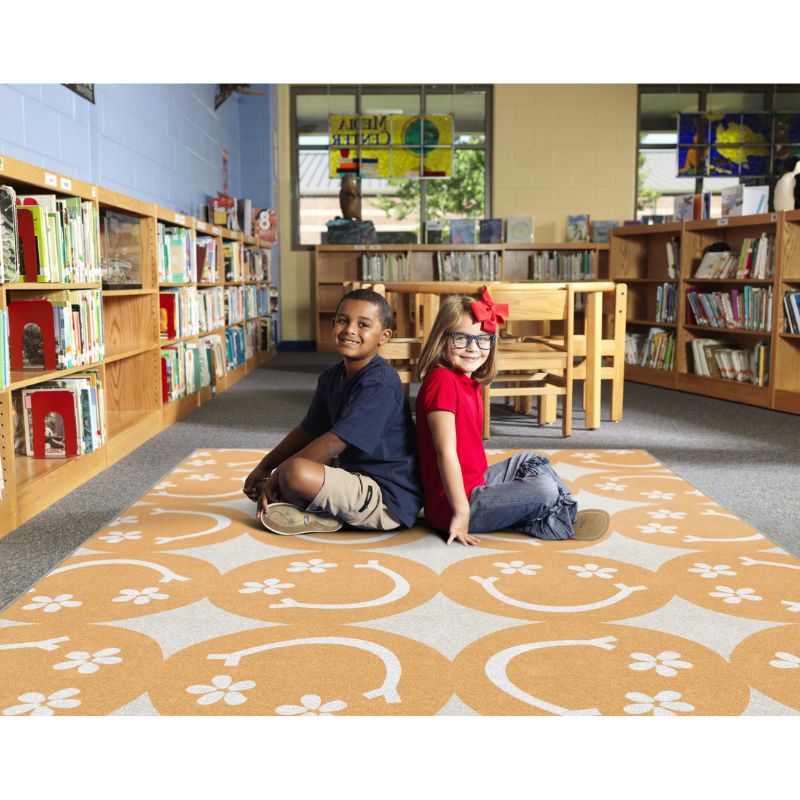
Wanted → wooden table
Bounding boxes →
[383,280,618,430]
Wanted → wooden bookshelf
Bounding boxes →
[610,212,800,414]
[313,242,609,351]
[0,154,278,537]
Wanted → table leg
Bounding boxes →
[585,291,602,429]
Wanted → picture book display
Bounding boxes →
[449,219,476,244]
[478,218,503,244]
[566,214,590,242]
[506,216,534,244]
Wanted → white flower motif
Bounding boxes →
[568,563,618,579]
[623,690,694,716]
[636,523,678,535]
[685,489,705,497]
[111,515,138,525]
[239,578,295,595]
[494,560,542,576]
[286,559,337,574]
[187,459,217,466]
[153,481,176,491]
[572,452,600,460]
[186,675,256,706]
[22,594,82,613]
[708,586,763,605]
[640,491,675,500]
[780,600,800,613]
[185,473,220,482]
[648,508,686,520]
[112,587,169,605]
[769,652,800,669]
[99,530,143,544]
[194,450,211,457]
[2,688,81,716]
[607,449,634,454]
[628,651,693,677]
[275,694,348,716]
[595,482,627,492]
[53,648,122,674]
[688,563,736,579]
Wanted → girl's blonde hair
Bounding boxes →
[416,294,498,385]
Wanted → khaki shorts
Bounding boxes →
[307,466,402,531]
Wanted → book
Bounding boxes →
[253,208,277,243]
[210,195,235,228]
[589,220,619,243]
[449,219,476,245]
[720,186,766,217]
[566,214,590,242]
[0,185,19,283]
[479,218,503,244]
[506,216,534,244]
[721,185,744,217]
[673,194,695,222]
[424,220,443,244]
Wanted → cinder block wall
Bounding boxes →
[0,83,276,219]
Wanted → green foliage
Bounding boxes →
[374,149,486,222]
[637,152,661,212]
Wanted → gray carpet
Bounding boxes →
[1,350,798,611]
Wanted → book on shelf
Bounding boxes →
[665,236,680,279]
[589,220,619,243]
[196,235,218,283]
[198,286,226,333]
[721,185,769,217]
[210,195,236,228]
[506,216,534,244]
[157,223,196,283]
[639,327,674,370]
[528,250,596,281]
[691,337,768,385]
[784,289,800,333]
[436,251,499,281]
[449,219,476,245]
[253,208,277,244]
[655,283,677,323]
[223,242,244,282]
[0,185,20,283]
[423,220,443,244]
[566,214,590,242]
[478,218,503,244]
[686,286,773,331]
[237,198,253,237]
[673,194,695,222]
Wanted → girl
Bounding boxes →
[415,289,597,546]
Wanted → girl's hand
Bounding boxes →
[448,510,480,546]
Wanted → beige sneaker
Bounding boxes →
[259,503,343,536]
[572,509,611,541]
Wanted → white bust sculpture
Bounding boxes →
[774,157,800,212]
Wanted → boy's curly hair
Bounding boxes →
[336,289,392,331]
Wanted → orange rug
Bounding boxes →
[1,448,798,716]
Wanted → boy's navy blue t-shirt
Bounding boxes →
[300,356,423,528]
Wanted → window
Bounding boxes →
[637,85,800,219]
[291,85,492,248]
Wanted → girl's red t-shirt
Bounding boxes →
[415,365,488,531]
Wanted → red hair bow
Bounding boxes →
[470,286,508,334]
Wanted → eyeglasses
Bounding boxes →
[447,331,495,351]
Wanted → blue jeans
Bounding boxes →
[468,453,577,540]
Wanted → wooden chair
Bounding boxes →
[381,337,422,393]
[518,283,626,424]
[482,285,575,438]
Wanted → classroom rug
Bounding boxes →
[1,448,799,716]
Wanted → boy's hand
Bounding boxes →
[243,467,267,501]
[257,471,282,513]
[447,510,480,546]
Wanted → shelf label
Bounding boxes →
[353,245,366,251]
[60,177,72,191]
[196,221,206,231]
[0,157,4,171]
[44,171,57,187]
[175,213,186,225]
[211,226,220,235]
[771,213,778,222]
[91,186,97,198]
[368,245,381,251]
[716,218,728,226]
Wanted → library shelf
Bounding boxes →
[628,318,677,328]
[623,363,676,389]
[0,153,278,537]
[314,243,610,351]
[610,211,800,414]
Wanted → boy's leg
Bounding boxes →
[305,465,402,531]
[468,453,577,540]
[275,458,326,507]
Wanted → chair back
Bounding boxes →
[487,286,574,331]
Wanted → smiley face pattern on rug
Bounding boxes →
[1,448,798,716]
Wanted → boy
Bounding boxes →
[243,289,423,535]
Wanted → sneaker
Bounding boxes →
[572,509,610,541]
[259,503,343,536]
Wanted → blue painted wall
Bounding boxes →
[0,82,280,332]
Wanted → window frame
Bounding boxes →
[636,84,800,214]
[290,84,493,250]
